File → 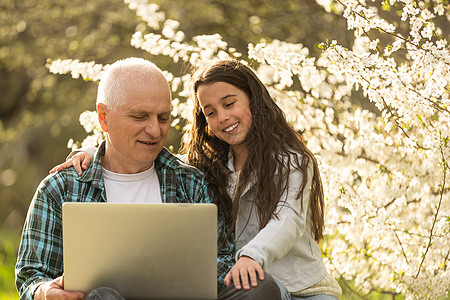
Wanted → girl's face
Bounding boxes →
[197,81,253,150]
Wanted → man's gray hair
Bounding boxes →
[97,57,169,110]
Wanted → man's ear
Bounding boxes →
[97,103,109,132]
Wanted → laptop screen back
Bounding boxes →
[63,202,217,300]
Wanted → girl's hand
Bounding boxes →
[224,256,264,290]
[49,152,92,176]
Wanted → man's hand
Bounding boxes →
[224,256,264,290]
[34,276,85,300]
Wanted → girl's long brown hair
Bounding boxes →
[180,59,325,241]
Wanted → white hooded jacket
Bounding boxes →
[227,151,327,292]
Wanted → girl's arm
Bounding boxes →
[49,146,96,175]
[237,161,314,270]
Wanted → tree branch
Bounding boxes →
[415,135,448,277]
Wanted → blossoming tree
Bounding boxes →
[47,0,449,298]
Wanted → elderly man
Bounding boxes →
[16,58,280,300]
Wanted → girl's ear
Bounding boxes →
[97,103,108,132]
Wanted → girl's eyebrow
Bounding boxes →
[220,93,237,101]
[202,94,237,110]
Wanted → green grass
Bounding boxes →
[0,228,20,300]
[338,280,405,300]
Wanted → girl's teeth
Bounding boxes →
[224,123,238,132]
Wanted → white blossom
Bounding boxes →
[124,0,164,30]
[46,59,106,81]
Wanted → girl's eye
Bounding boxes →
[225,102,234,107]
[205,111,215,117]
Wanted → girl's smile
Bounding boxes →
[223,122,239,133]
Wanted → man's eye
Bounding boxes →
[132,115,146,120]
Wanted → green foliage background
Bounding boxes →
[0,0,414,298]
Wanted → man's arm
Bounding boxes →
[15,172,82,300]
[189,172,235,293]
[216,209,236,292]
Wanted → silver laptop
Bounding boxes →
[62,202,217,300]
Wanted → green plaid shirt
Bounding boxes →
[15,142,235,299]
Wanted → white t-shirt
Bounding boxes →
[102,166,162,203]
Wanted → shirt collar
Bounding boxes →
[155,147,184,171]
[76,141,106,191]
[227,150,236,172]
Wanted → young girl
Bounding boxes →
[55,59,341,300]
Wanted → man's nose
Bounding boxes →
[144,118,161,137]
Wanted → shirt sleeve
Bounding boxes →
[235,162,313,270]
[66,146,97,161]
[15,174,66,300]
[188,172,235,293]
[216,207,235,293]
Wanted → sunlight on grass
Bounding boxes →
[0,228,20,300]
[339,279,405,300]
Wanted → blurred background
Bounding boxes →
[0,0,401,298]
